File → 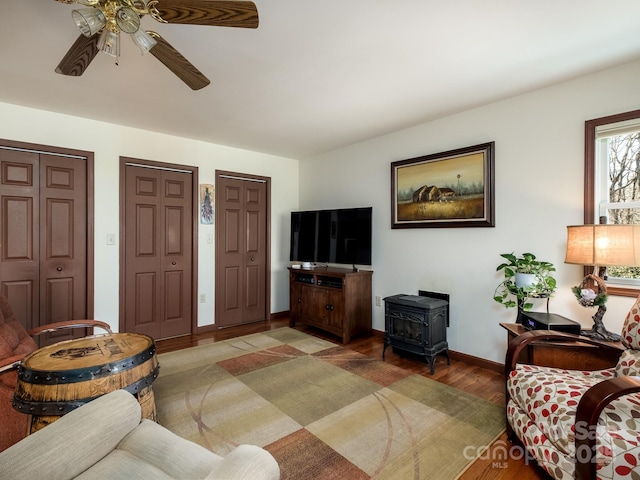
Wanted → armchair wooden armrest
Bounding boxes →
[0,354,26,375]
[0,321,111,375]
[27,319,112,337]
[574,376,640,480]
[504,329,625,381]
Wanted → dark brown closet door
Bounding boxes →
[215,172,268,328]
[123,164,193,339]
[0,149,88,345]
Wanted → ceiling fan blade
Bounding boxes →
[149,0,258,28]
[55,34,100,76]
[148,32,211,90]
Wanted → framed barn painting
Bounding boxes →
[391,142,495,228]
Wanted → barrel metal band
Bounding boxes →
[11,366,159,415]
[17,343,156,385]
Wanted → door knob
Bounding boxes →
[171,261,176,266]
[56,267,63,272]
[251,257,255,261]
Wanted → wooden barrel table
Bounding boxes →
[12,333,159,434]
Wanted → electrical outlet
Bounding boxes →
[199,294,206,303]
[106,234,116,245]
[375,296,381,307]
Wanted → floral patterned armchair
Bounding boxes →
[505,296,640,480]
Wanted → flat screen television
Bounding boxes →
[289,207,372,266]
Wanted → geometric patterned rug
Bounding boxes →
[154,327,505,480]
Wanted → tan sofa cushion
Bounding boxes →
[76,420,222,479]
[206,445,280,480]
[0,389,141,480]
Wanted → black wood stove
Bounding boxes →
[382,293,449,374]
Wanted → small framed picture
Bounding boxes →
[200,184,214,225]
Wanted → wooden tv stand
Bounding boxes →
[289,267,373,344]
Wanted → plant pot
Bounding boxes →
[515,273,536,288]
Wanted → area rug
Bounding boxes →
[153,328,504,480]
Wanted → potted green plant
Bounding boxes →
[494,252,557,314]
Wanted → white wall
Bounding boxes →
[3,58,640,364]
[301,58,640,363]
[0,103,299,331]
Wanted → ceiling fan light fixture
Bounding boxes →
[97,29,120,57]
[72,8,107,37]
[130,29,157,55]
[115,7,141,34]
[55,0,259,89]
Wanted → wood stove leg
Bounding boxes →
[426,356,435,375]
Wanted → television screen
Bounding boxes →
[290,207,372,266]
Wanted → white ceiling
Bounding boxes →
[2,1,640,159]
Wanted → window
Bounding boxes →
[585,109,640,296]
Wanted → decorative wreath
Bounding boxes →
[571,274,608,307]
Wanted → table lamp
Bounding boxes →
[565,224,640,342]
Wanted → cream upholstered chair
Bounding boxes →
[505,295,640,480]
[0,389,280,480]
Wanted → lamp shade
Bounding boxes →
[565,224,640,266]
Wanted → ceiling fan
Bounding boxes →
[54,0,259,90]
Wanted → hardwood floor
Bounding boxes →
[156,319,550,480]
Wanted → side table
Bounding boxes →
[500,323,624,370]
[13,333,159,433]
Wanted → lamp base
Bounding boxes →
[580,327,621,342]
[580,305,621,342]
